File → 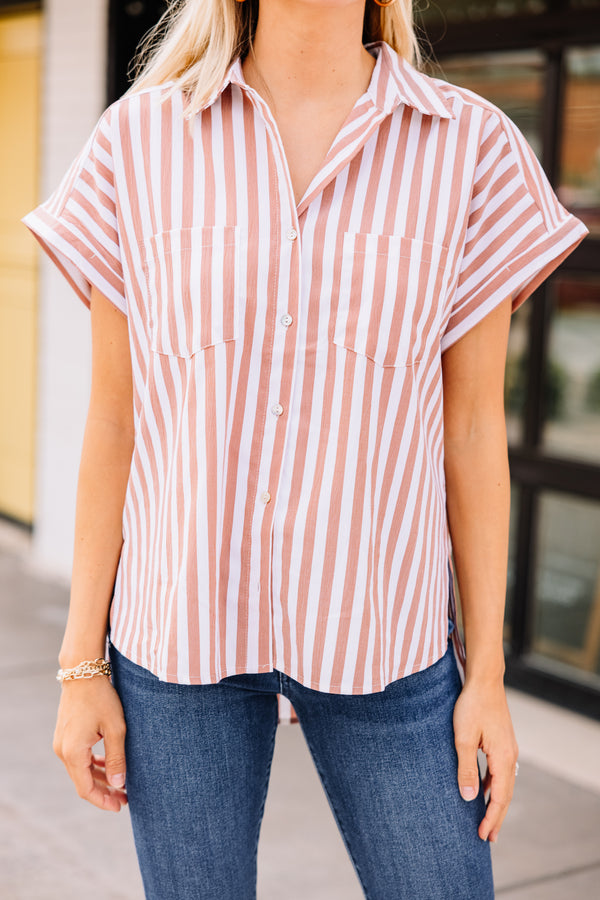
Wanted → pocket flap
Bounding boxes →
[143,224,241,357]
[333,232,449,367]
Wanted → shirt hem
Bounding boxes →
[109,639,450,695]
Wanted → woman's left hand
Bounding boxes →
[452,679,519,843]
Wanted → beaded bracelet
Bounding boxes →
[56,657,112,683]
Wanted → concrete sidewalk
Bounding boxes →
[2,522,600,899]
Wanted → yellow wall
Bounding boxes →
[0,10,41,524]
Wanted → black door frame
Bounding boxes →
[107,0,168,105]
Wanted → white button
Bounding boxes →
[260,490,271,504]
[281,313,293,327]
[287,227,298,241]
[271,402,284,417]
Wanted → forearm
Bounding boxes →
[444,422,511,685]
[59,414,134,667]
[441,299,517,840]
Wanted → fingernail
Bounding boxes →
[460,786,477,801]
[109,773,125,788]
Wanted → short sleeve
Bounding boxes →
[441,108,588,353]
[21,106,126,317]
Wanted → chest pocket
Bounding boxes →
[142,225,241,358]
[333,232,449,368]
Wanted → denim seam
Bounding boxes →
[298,726,374,900]
[250,705,279,897]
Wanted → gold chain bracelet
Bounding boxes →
[56,657,112,683]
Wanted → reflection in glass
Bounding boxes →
[419,0,548,26]
[531,492,600,683]
[504,301,530,446]
[541,277,600,463]
[435,50,545,158]
[419,0,600,26]
[558,46,600,235]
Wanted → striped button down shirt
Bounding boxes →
[23,40,587,722]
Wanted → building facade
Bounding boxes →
[3,0,600,715]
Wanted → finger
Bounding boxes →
[455,734,480,802]
[90,756,128,801]
[91,771,128,805]
[64,746,125,812]
[68,757,125,811]
[479,766,514,842]
[103,721,127,790]
[482,766,492,799]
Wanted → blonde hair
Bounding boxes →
[126,0,421,117]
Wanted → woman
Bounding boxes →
[23,0,587,897]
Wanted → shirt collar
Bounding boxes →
[364,41,455,119]
[197,40,455,120]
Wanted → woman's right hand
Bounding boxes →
[53,675,128,812]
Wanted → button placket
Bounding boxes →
[244,99,303,665]
[256,222,298,514]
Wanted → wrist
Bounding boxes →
[462,628,506,685]
[464,656,506,687]
[57,657,111,684]
[59,641,108,669]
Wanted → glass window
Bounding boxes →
[504,301,531,446]
[530,492,600,684]
[541,276,600,464]
[568,1,600,14]
[419,1,548,27]
[505,484,520,643]
[419,0,600,26]
[558,46,600,236]
[435,50,545,158]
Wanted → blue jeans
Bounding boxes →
[108,633,493,900]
